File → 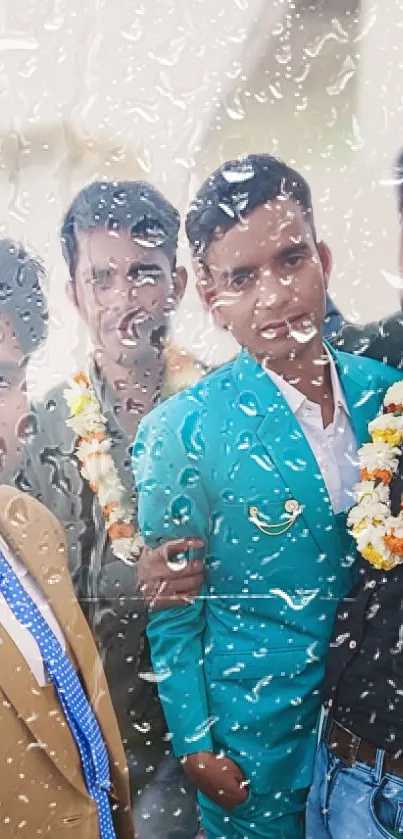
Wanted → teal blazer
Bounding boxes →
[132,347,401,794]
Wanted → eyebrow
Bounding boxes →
[222,241,312,279]
[222,264,255,280]
[89,262,164,277]
[127,262,164,274]
[276,242,312,260]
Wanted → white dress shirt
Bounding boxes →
[266,350,359,514]
[0,535,65,686]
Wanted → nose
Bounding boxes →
[254,269,291,312]
[107,273,145,312]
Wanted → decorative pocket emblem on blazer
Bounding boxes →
[248,499,302,536]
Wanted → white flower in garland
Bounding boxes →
[349,378,403,570]
[358,441,400,477]
[354,523,394,570]
[383,381,403,409]
[368,413,403,445]
[354,480,389,506]
[64,373,143,564]
[347,499,390,530]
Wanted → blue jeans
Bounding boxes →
[199,787,307,838]
[306,741,403,838]
[128,751,200,839]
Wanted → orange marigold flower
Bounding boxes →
[360,467,392,485]
[386,403,403,414]
[103,503,118,517]
[384,535,403,556]
[107,522,134,540]
[73,373,90,386]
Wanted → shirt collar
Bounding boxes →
[89,358,130,443]
[264,346,350,418]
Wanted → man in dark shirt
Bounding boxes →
[18,181,201,839]
[303,150,403,838]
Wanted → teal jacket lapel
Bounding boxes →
[232,349,344,575]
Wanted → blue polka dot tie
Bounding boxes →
[0,550,117,839]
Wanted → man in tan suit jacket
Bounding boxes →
[0,484,135,839]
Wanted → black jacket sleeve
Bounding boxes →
[330,311,403,369]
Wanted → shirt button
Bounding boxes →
[349,640,357,649]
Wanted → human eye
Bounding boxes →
[129,267,163,286]
[0,366,20,389]
[0,374,11,390]
[91,267,114,288]
[229,270,255,290]
[283,249,308,269]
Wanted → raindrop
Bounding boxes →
[326,56,356,96]
[225,90,245,121]
[380,270,403,290]
[268,83,283,100]
[270,588,319,610]
[5,497,29,527]
[346,115,364,151]
[354,7,377,42]
[44,571,62,586]
[305,19,348,58]
[138,669,171,683]
[237,391,259,417]
[289,322,318,344]
[184,716,219,743]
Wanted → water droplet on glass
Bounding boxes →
[6,497,29,527]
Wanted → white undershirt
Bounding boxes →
[0,535,65,686]
[266,350,359,514]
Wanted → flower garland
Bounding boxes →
[64,373,143,565]
[348,380,403,571]
[64,348,205,565]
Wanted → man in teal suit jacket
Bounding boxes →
[132,155,401,838]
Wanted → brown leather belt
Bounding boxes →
[325,717,403,779]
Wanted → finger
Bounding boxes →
[140,572,203,597]
[152,589,200,606]
[140,569,204,596]
[148,582,197,610]
[149,596,192,610]
[148,580,167,610]
[163,575,204,594]
[167,559,205,578]
[162,538,205,560]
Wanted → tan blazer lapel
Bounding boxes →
[0,485,132,826]
[0,624,89,798]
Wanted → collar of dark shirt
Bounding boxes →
[90,356,167,442]
[89,358,132,443]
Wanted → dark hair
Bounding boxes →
[185,153,316,257]
[396,149,403,217]
[61,180,181,280]
[0,238,48,357]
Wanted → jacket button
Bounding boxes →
[349,640,357,649]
